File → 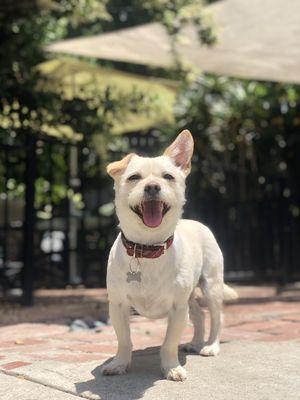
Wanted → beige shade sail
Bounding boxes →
[37,58,177,136]
[46,0,300,84]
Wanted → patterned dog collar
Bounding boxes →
[121,232,174,259]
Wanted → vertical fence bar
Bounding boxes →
[48,142,54,286]
[78,143,86,284]
[63,143,70,286]
[69,143,79,285]
[22,133,36,306]
[2,148,9,288]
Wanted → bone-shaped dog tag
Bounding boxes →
[127,271,142,283]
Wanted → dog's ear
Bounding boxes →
[107,153,135,178]
[163,130,194,175]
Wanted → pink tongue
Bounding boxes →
[142,201,163,228]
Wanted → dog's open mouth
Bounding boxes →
[131,200,170,228]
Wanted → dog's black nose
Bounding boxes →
[144,184,161,196]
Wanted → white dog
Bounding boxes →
[102,130,237,381]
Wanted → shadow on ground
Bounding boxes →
[75,346,187,400]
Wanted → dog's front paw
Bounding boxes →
[200,343,220,356]
[163,365,187,381]
[101,358,130,376]
[180,342,204,354]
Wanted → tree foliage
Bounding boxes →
[1,0,299,215]
[0,0,208,207]
[175,76,300,218]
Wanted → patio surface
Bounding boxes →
[0,286,299,399]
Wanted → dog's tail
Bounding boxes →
[223,284,239,301]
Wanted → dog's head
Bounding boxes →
[107,130,194,242]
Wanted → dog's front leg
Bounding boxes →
[101,302,132,375]
[161,304,188,381]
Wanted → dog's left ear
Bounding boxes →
[107,153,135,179]
[163,129,194,175]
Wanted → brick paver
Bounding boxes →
[0,286,299,373]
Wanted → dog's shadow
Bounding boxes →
[75,346,187,400]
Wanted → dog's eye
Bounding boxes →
[127,174,142,181]
[163,173,175,181]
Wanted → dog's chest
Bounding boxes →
[125,260,176,319]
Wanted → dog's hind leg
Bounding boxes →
[181,291,205,353]
[199,274,223,356]
[195,228,224,357]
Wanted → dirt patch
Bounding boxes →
[0,288,108,327]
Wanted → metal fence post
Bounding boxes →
[22,133,36,306]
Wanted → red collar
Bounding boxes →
[121,232,174,259]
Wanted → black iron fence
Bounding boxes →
[187,196,299,285]
[0,132,116,305]
[186,165,300,286]
[0,136,26,298]
[0,131,299,305]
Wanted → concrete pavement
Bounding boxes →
[0,286,299,399]
[1,373,80,400]
[1,341,299,400]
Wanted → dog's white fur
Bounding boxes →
[103,130,233,381]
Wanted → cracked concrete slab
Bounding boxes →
[3,341,300,400]
[0,372,84,400]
